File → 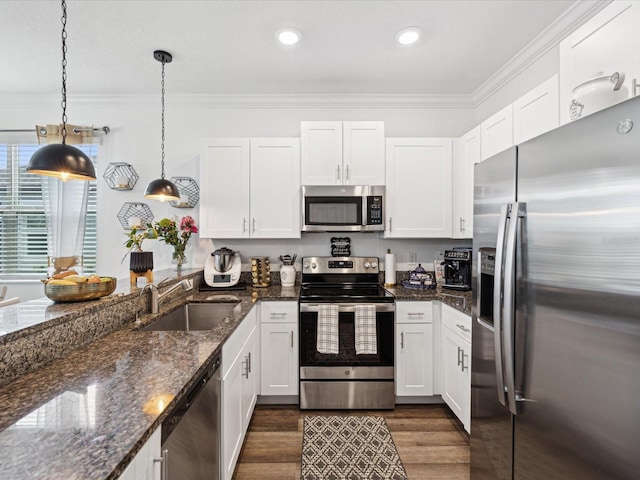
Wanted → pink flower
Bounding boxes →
[180,216,198,234]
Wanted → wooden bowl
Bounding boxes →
[44,277,117,303]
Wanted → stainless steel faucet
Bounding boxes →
[140,279,192,314]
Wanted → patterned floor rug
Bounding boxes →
[301,415,409,480]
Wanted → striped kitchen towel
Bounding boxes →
[317,304,339,354]
[355,305,377,355]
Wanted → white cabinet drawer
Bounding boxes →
[260,301,297,323]
[441,303,471,343]
[395,301,433,324]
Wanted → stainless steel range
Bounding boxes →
[298,256,395,409]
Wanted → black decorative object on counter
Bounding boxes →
[330,237,351,257]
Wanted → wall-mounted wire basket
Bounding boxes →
[168,176,200,208]
[103,162,139,190]
[117,202,154,229]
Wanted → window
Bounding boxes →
[0,144,97,278]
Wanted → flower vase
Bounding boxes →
[172,250,186,271]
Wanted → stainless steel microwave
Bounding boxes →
[301,185,385,232]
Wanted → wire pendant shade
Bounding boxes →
[144,50,180,201]
[27,0,96,181]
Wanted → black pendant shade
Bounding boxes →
[144,177,181,201]
[27,143,96,181]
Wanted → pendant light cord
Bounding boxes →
[60,0,68,145]
[160,59,166,179]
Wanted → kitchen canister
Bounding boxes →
[384,249,396,287]
[280,264,296,287]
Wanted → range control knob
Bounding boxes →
[303,262,310,269]
[371,261,378,268]
[364,261,371,268]
[311,262,317,269]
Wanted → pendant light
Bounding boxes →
[27,0,96,182]
[144,50,180,201]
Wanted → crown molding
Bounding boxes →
[472,0,612,106]
[0,93,475,109]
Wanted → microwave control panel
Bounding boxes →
[366,196,383,225]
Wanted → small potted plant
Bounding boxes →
[153,216,198,270]
[123,223,157,284]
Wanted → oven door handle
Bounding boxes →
[299,303,395,313]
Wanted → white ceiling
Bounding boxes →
[2,0,580,97]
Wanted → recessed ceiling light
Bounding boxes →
[276,28,302,46]
[395,27,422,46]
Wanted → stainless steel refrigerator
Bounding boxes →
[471,95,640,480]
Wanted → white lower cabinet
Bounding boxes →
[260,301,299,396]
[395,301,434,397]
[222,306,259,480]
[441,303,471,433]
[117,427,161,480]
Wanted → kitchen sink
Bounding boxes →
[142,302,240,331]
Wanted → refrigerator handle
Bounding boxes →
[493,204,509,406]
[503,201,526,416]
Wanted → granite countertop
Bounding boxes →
[387,284,472,315]
[0,272,469,480]
[0,280,298,480]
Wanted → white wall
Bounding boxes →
[1,97,474,299]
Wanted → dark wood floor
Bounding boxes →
[232,404,470,480]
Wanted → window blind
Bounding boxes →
[0,144,97,278]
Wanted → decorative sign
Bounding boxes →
[330,237,351,257]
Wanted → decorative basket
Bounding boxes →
[45,278,117,303]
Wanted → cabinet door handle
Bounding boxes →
[345,164,350,181]
[401,331,404,349]
[633,78,640,97]
[290,330,294,348]
[456,323,470,333]
[457,346,462,366]
[243,218,247,233]
[242,356,249,378]
[389,217,392,232]
[461,350,469,372]
[252,218,256,233]
[154,448,168,480]
[248,352,252,373]
[336,164,341,181]
[460,217,465,232]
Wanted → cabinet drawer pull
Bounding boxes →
[456,323,470,333]
[270,312,288,317]
[406,312,424,316]
[461,350,469,372]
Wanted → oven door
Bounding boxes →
[298,303,394,379]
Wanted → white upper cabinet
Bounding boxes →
[200,138,300,239]
[452,126,480,239]
[250,138,301,238]
[512,74,559,144]
[559,0,640,124]
[480,104,513,161]
[301,121,385,185]
[385,138,452,238]
[200,138,251,239]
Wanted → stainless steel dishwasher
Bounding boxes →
[160,355,220,480]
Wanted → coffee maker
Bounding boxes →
[443,249,472,291]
